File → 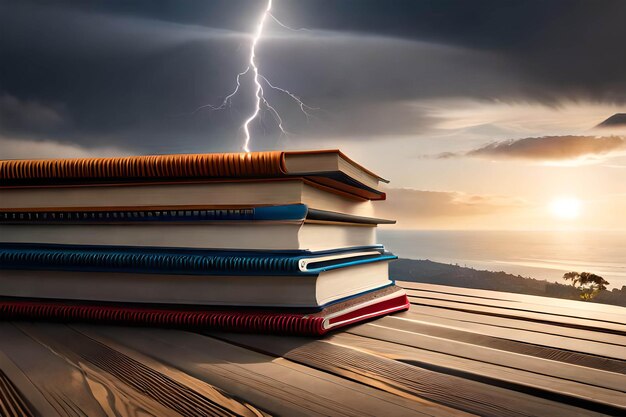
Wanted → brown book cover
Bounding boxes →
[0,150,386,200]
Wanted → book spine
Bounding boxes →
[0,247,300,275]
[0,245,392,275]
[0,301,326,335]
[0,151,284,185]
[0,204,308,224]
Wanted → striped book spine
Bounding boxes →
[0,151,284,184]
[0,301,327,335]
[0,244,392,275]
[0,293,410,335]
[0,204,308,224]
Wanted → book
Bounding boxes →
[0,204,395,225]
[0,179,377,217]
[0,148,406,334]
[0,205,393,250]
[0,243,392,274]
[0,285,409,335]
[0,244,396,307]
[0,221,376,251]
[0,150,387,200]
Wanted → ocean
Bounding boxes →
[378,230,626,289]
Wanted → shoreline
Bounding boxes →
[391,258,626,308]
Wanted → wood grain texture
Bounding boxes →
[0,283,624,417]
[17,323,268,417]
[398,282,626,317]
[0,368,35,417]
[384,316,626,360]
[0,323,143,417]
[348,322,626,392]
[404,288,625,324]
[0,322,268,417]
[0,349,61,417]
[374,316,626,376]
[403,305,626,346]
[408,295,626,335]
[84,326,442,417]
[71,325,271,417]
[325,332,626,412]
[215,333,606,417]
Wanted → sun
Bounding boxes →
[549,197,581,220]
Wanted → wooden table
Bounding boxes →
[1,282,625,416]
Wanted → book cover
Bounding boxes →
[0,150,387,200]
[0,204,394,225]
[0,286,409,335]
[0,243,394,275]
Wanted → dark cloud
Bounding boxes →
[277,0,626,103]
[1,0,264,33]
[0,136,124,159]
[1,0,625,154]
[0,1,507,152]
[437,135,626,161]
[0,94,66,132]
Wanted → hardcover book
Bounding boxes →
[0,244,396,307]
[0,204,393,251]
[0,149,407,334]
[0,150,387,200]
[0,179,377,217]
[0,285,409,336]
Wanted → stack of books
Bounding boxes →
[0,150,408,335]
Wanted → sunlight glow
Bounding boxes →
[549,197,582,220]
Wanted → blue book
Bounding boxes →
[0,204,394,224]
[0,244,398,308]
[0,243,394,275]
[0,205,391,251]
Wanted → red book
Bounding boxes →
[0,285,408,336]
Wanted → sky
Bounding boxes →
[1,0,625,230]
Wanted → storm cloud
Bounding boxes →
[1,0,626,154]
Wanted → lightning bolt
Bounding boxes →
[240,0,272,153]
[198,0,315,152]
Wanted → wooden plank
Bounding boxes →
[0,322,169,417]
[398,282,626,317]
[215,332,605,417]
[407,296,626,335]
[405,289,624,325]
[0,349,60,417]
[371,315,626,373]
[390,313,626,360]
[326,332,626,413]
[0,369,36,417]
[71,325,270,417]
[403,305,626,346]
[16,323,268,417]
[348,322,626,391]
[84,325,442,417]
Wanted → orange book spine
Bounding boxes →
[0,151,284,183]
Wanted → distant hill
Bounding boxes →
[391,258,626,307]
[596,113,626,128]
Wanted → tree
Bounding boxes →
[562,271,610,301]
